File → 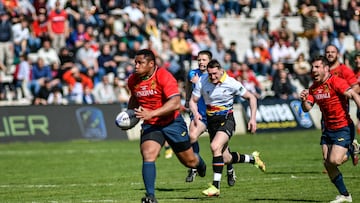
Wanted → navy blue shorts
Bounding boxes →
[140,115,191,153]
[320,123,355,149]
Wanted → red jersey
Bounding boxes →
[330,64,358,87]
[48,9,67,34]
[307,75,352,130]
[356,70,360,84]
[127,68,180,126]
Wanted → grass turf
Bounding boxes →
[0,129,359,203]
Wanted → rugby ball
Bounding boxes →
[115,109,140,130]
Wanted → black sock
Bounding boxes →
[212,156,224,189]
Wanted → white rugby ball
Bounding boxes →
[115,109,140,130]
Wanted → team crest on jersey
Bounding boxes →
[151,80,157,90]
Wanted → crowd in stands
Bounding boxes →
[0,0,360,107]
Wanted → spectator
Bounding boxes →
[29,57,53,96]
[271,17,295,46]
[64,0,81,29]
[36,38,61,67]
[345,39,360,69]
[47,0,69,52]
[161,18,178,40]
[171,29,191,77]
[144,17,161,50]
[244,43,261,75]
[62,66,93,104]
[256,9,270,34]
[309,29,331,57]
[92,74,116,104]
[113,76,130,109]
[293,53,312,88]
[12,17,30,57]
[113,41,130,69]
[79,7,98,28]
[276,0,295,17]
[210,39,226,65]
[349,13,360,40]
[126,25,145,50]
[0,10,13,69]
[240,70,262,99]
[331,31,347,62]
[257,38,272,76]
[271,38,293,71]
[33,79,53,105]
[66,22,87,52]
[226,41,239,63]
[29,11,48,53]
[158,40,181,76]
[192,21,212,50]
[98,43,117,79]
[178,21,194,41]
[318,8,334,35]
[58,46,75,80]
[346,0,360,22]
[222,51,233,71]
[298,5,319,40]
[75,39,100,83]
[47,86,64,105]
[46,0,67,11]
[34,0,47,16]
[123,0,145,26]
[13,53,31,99]
[17,0,36,18]
[82,85,96,104]
[327,0,348,35]
[97,25,117,50]
[271,68,298,101]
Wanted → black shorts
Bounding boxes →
[207,113,236,142]
[140,115,191,153]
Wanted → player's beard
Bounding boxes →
[327,56,337,67]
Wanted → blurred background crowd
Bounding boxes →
[0,0,360,108]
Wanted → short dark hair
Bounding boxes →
[207,59,222,69]
[311,55,329,67]
[136,49,156,62]
[198,50,212,59]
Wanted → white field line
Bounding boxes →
[0,175,329,189]
[0,183,116,188]
[0,149,121,155]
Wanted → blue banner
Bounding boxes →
[241,98,315,133]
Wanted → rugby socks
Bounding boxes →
[231,152,254,164]
[332,173,349,196]
[227,148,233,171]
[196,153,206,170]
[213,156,224,189]
[192,141,200,154]
[142,162,156,197]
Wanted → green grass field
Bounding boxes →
[0,129,359,203]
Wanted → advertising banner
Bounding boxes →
[0,104,128,142]
[242,99,315,133]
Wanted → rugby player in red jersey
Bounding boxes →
[325,45,359,166]
[300,55,360,203]
[126,49,206,203]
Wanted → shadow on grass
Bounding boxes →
[250,198,322,202]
